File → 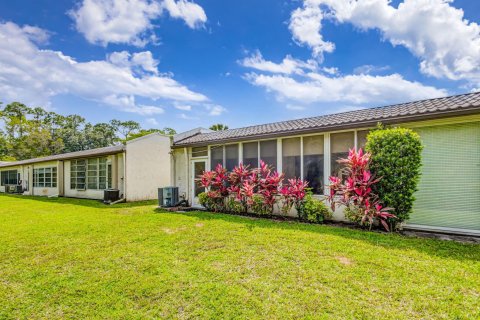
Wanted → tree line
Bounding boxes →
[0,102,176,161]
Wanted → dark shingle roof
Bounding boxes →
[174,92,480,147]
[0,145,125,168]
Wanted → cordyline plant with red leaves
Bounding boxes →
[199,164,229,212]
[255,161,284,213]
[280,178,309,216]
[328,148,396,231]
[198,161,286,215]
[227,163,254,211]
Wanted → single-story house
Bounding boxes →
[172,92,480,235]
[0,133,172,202]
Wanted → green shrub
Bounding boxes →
[226,197,245,213]
[198,192,224,212]
[365,124,423,227]
[298,192,332,223]
[344,206,363,224]
[198,192,210,209]
[250,194,271,215]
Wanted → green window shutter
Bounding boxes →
[410,121,480,231]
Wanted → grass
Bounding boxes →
[0,195,479,319]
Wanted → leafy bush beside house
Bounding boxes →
[329,148,395,231]
[197,162,331,222]
[365,125,423,227]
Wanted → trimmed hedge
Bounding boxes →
[365,125,423,227]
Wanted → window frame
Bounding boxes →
[33,167,57,188]
[1,170,19,186]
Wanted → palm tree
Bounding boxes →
[209,123,229,131]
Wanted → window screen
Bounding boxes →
[71,159,86,190]
[331,132,354,177]
[242,142,258,168]
[1,170,18,186]
[303,135,324,194]
[86,158,108,190]
[34,167,57,188]
[192,146,208,157]
[260,140,277,169]
[282,137,301,180]
[225,144,239,171]
[210,146,224,170]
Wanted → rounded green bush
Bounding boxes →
[365,125,423,226]
[298,193,332,223]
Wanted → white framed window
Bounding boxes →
[330,131,355,177]
[210,145,224,170]
[242,142,258,168]
[225,144,239,171]
[192,146,208,158]
[260,140,277,169]
[33,167,57,188]
[87,158,108,190]
[282,137,301,180]
[0,170,18,186]
[71,159,86,190]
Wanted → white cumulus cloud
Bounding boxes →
[0,22,207,115]
[240,50,318,75]
[290,0,480,84]
[242,52,447,105]
[69,0,207,46]
[205,104,226,116]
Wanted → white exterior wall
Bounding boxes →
[173,148,188,201]
[125,134,172,201]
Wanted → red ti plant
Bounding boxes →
[328,148,396,231]
[199,164,229,211]
[227,163,254,210]
[280,178,309,215]
[256,161,284,214]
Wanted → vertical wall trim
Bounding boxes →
[300,136,304,179]
[354,130,358,150]
[123,151,127,199]
[238,142,243,165]
[58,160,65,196]
[323,133,331,196]
[184,147,189,202]
[277,138,282,173]
[111,155,118,189]
[257,142,261,167]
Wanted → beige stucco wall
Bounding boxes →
[125,133,172,202]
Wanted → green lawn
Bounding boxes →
[0,195,479,319]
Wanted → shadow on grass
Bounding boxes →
[163,209,480,262]
[0,194,157,209]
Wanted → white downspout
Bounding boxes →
[184,147,189,204]
[122,150,127,200]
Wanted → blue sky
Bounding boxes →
[0,0,479,132]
